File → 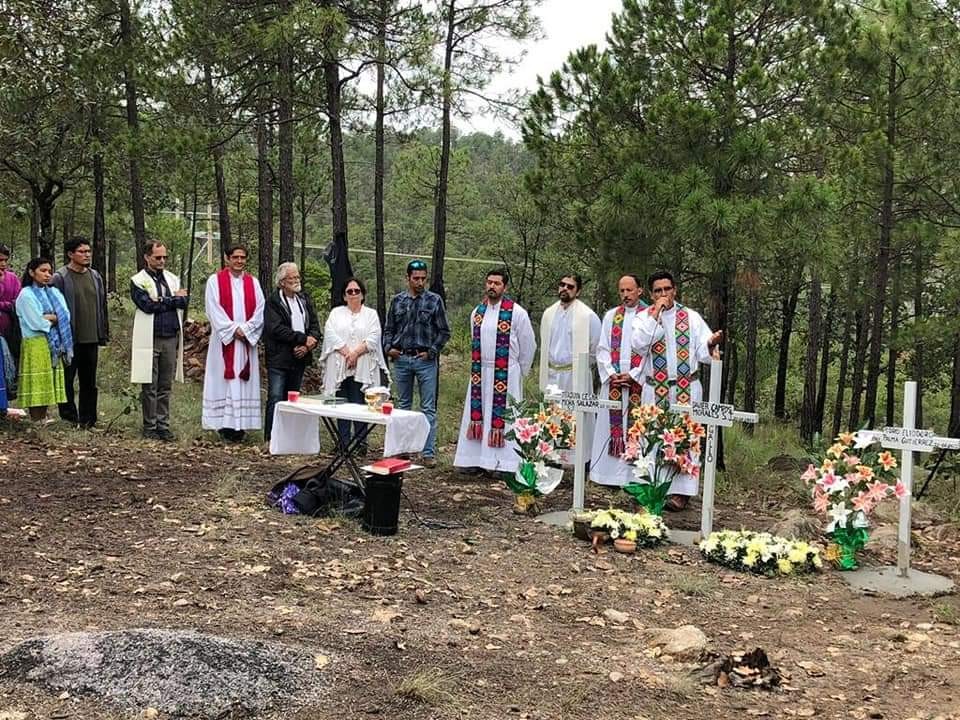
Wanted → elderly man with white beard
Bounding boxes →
[263,261,322,442]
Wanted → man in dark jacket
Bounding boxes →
[264,262,322,441]
[52,236,110,428]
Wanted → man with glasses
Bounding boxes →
[202,245,266,442]
[631,270,723,511]
[130,241,189,441]
[383,259,450,466]
[263,262,321,442]
[52,237,110,428]
[539,274,601,394]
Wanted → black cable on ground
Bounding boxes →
[400,486,465,530]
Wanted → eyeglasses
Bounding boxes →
[153,255,168,260]
[651,286,674,294]
[345,288,362,295]
[558,281,577,290]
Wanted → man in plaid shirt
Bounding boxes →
[383,260,451,466]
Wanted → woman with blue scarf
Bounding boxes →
[16,258,73,421]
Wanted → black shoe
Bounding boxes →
[156,429,176,442]
[142,429,159,440]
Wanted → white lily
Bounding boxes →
[851,510,869,528]
[853,431,878,450]
[826,501,851,533]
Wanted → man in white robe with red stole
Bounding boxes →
[202,245,266,441]
[631,270,722,509]
[591,274,647,487]
[454,268,536,475]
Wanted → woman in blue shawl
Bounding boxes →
[16,258,72,422]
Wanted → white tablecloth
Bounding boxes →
[269,400,430,457]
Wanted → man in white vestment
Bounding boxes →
[538,274,601,393]
[130,241,188,442]
[631,270,722,510]
[202,245,266,442]
[454,268,536,475]
[590,274,647,487]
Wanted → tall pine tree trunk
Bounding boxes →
[913,241,925,428]
[815,286,833,436]
[321,0,348,262]
[800,272,822,444]
[774,276,802,419]
[92,114,107,277]
[120,0,146,267]
[863,56,898,428]
[430,0,456,301]
[832,306,853,438]
[848,304,870,429]
[205,65,232,261]
[256,98,274,297]
[884,260,901,425]
[373,0,388,323]
[742,274,759,435]
[277,17,295,264]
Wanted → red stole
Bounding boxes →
[217,269,256,380]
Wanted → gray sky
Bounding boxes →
[462,0,624,137]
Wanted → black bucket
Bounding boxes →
[362,474,403,536]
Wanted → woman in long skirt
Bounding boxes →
[16,258,72,421]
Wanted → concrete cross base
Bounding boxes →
[536,510,573,528]
[842,566,955,597]
[669,529,700,547]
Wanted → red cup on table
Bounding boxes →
[287,391,301,402]
[381,402,393,415]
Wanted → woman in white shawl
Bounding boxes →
[320,276,389,452]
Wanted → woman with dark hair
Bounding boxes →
[320,276,389,452]
[16,258,73,421]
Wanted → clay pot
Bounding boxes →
[614,538,637,554]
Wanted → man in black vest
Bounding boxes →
[263,262,321,441]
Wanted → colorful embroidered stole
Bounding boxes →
[217,269,257,381]
[650,303,691,410]
[467,297,514,448]
[608,302,647,456]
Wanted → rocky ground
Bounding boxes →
[1,430,960,719]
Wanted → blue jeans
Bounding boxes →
[336,376,368,450]
[393,355,438,458]
[265,365,305,441]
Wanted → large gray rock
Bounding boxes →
[646,625,709,661]
[0,629,330,718]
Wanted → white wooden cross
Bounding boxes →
[671,358,759,540]
[859,381,960,578]
[546,352,619,511]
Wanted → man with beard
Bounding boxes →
[263,262,321,442]
[453,268,536,476]
[538,274,601,393]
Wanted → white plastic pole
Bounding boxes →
[699,358,723,540]
[572,351,590,511]
[898,381,917,577]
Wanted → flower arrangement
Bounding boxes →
[802,431,904,569]
[589,508,670,547]
[699,530,823,576]
[502,394,576,512]
[621,403,705,514]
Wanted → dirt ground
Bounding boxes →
[1,429,960,720]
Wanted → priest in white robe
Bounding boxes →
[454,268,536,474]
[590,274,647,487]
[631,270,722,508]
[538,274,601,393]
[202,245,266,441]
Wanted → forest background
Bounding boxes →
[2,0,960,453]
